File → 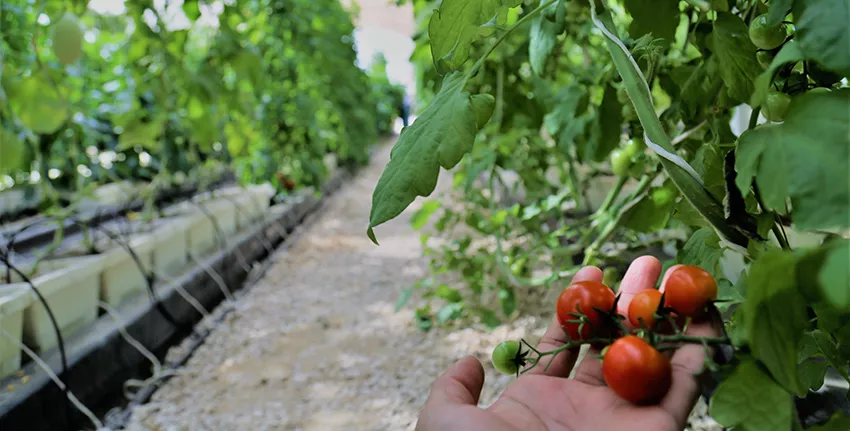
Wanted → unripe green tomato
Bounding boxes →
[808,87,831,95]
[52,13,84,64]
[492,341,522,375]
[623,138,645,159]
[748,14,787,51]
[610,149,632,177]
[651,185,678,207]
[756,51,775,69]
[763,91,792,122]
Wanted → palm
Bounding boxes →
[484,373,679,431]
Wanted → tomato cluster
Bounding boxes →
[609,137,646,178]
[492,265,718,406]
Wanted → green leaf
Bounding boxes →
[183,0,201,20]
[678,227,723,275]
[436,302,464,323]
[809,412,850,431]
[766,0,792,27]
[743,250,808,395]
[474,307,502,328]
[735,90,850,231]
[0,129,24,175]
[410,200,441,230]
[9,76,69,135]
[621,184,678,233]
[590,84,623,162]
[712,12,763,101]
[118,116,165,151]
[709,358,793,431]
[751,41,805,108]
[811,330,850,382]
[819,240,850,311]
[529,1,561,75]
[428,0,522,73]
[624,0,680,44]
[367,72,494,244]
[794,0,850,76]
[395,286,414,311]
[436,284,463,303]
[717,278,745,311]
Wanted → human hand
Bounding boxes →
[414,256,722,431]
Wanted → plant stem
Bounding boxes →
[469,0,558,76]
[596,176,627,216]
[583,173,655,265]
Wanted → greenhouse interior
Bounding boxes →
[0,0,848,430]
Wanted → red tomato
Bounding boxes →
[628,289,663,329]
[602,335,672,405]
[556,280,616,341]
[663,265,718,320]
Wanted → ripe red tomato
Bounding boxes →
[663,265,718,320]
[556,280,616,341]
[628,289,663,329]
[602,335,672,405]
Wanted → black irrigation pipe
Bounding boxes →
[0,255,74,429]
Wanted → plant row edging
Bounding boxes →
[0,161,354,431]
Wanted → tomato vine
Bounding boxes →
[374,0,849,428]
[0,0,401,219]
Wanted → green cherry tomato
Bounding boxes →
[808,87,831,95]
[610,149,632,177]
[756,51,775,69]
[748,14,787,51]
[623,138,645,159]
[763,91,792,122]
[492,340,523,375]
[617,87,630,104]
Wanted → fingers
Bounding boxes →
[571,256,662,386]
[658,266,724,427]
[424,356,485,407]
[660,317,723,427]
[615,255,663,316]
[525,266,603,377]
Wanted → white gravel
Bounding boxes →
[123,139,721,431]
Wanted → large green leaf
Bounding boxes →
[9,76,69,135]
[624,0,680,44]
[367,72,494,244]
[818,240,850,311]
[743,250,808,396]
[712,12,762,102]
[677,227,723,276]
[709,358,793,431]
[529,1,562,75]
[428,0,522,74]
[0,129,24,175]
[590,84,623,162]
[794,0,850,76]
[735,90,850,230]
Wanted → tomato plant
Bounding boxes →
[602,335,672,405]
[380,0,849,427]
[556,280,616,341]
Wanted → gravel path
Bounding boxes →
[124,139,721,431]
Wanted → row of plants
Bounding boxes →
[0,0,402,223]
[374,0,848,429]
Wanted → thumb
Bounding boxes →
[425,356,485,407]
